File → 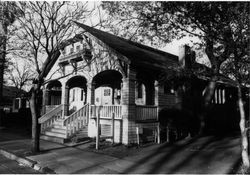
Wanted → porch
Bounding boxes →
[39,104,159,143]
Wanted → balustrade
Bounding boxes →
[136,105,158,121]
[39,104,63,133]
[64,104,89,137]
[90,105,122,119]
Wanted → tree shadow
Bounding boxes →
[146,136,218,174]
[167,135,239,174]
[123,135,239,174]
[123,136,202,174]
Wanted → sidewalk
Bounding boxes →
[0,127,243,174]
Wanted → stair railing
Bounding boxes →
[39,104,63,134]
[63,104,89,137]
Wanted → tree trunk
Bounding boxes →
[199,76,217,135]
[237,85,250,169]
[30,84,40,153]
[0,21,7,126]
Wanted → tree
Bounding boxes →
[12,1,94,153]
[5,60,34,92]
[220,3,250,168]
[0,2,23,125]
[102,1,250,168]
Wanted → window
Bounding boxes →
[72,89,75,101]
[137,83,143,98]
[76,45,80,52]
[14,99,19,110]
[70,47,74,54]
[62,48,66,55]
[104,89,111,96]
[81,89,84,101]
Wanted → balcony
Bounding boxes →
[59,48,92,65]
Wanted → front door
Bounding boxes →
[95,86,112,105]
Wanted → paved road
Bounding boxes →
[0,154,38,174]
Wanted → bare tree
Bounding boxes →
[5,60,34,92]
[11,1,94,153]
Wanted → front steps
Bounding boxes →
[40,118,89,144]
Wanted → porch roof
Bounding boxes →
[74,22,178,71]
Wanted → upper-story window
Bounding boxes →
[62,48,66,55]
[76,45,80,52]
[70,47,74,54]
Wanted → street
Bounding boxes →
[0,154,38,174]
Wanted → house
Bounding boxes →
[1,85,29,113]
[39,22,248,145]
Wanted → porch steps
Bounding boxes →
[40,118,89,144]
[44,130,67,138]
[40,135,68,144]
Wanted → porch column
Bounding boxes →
[42,88,49,115]
[61,84,69,117]
[87,81,96,138]
[121,66,137,145]
[87,81,95,105]
[154,80,165,143]
[154,80,165,111]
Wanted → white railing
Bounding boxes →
[64,104,89,137]
[136,105,158,121]
[90,105,122,120]
[45,105,59,114]
[39,104,63,133]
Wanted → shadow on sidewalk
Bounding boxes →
[122,135,241,174]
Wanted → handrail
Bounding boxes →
[39,104,63,124]
[63,104,89,137]
[39,104,63,134]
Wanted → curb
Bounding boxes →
[0,148,56,174]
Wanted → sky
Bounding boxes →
[85,1,196,56]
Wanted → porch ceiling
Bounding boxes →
[66,76,87,90]
[93,70,122,89]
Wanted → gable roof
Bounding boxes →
[74,22,178,71]
[74,22,245,88]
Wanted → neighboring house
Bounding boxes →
[1,85,29,113]
[39,22,248,145]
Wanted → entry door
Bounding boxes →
[95,87,112,105]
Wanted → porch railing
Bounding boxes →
[136,105,158,121]
[39,104,63,133]
[90,105,122,119]
[64,104,89,137]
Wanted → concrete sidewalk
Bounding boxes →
[0,127,243,174]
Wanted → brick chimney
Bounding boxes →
[178,45,196,69]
